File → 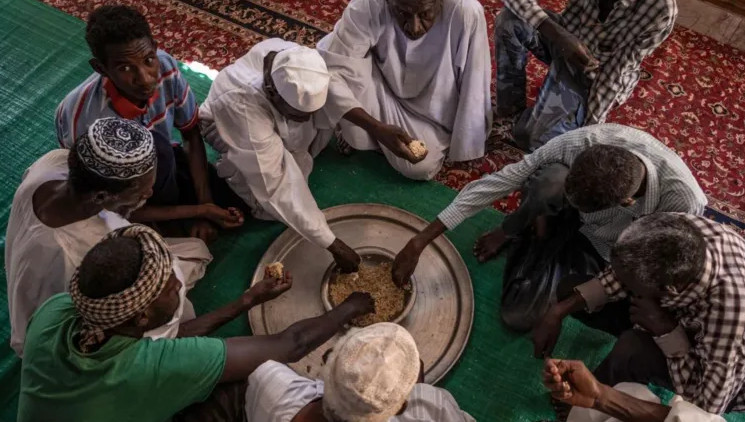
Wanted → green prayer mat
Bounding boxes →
[0,1,742,420]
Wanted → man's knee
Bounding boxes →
[392,157,443,181]
[521,163,570,213]
[595,330,665,385]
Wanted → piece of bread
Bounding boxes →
[265,262,284,279]
[408,140,427,159]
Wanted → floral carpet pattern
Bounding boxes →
[41,0,745,230]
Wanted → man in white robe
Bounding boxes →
[200,39,361,272]
[316,0,492,180]
[5,118,211,357]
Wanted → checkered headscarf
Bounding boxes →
[76,117,156,180]
[69,224,172,352]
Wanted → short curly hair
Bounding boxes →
[85,5,153,62]
[611,213,707,290]
[78,237,143,299]
[565,145,645,212]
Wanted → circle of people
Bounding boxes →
[7,1,742,422]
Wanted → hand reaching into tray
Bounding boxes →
[328,238,361,273]
[393,218,448,286]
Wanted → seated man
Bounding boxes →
[535,213,745,415]
[393,124,706,332]
[543,359,724,421]
[200,38,360,273]
[316,0,492,180]
[496,0,677,151]
[6,117,212,356]
[55,5,243,243]
[244,322,474,421]
[17,225,375,422]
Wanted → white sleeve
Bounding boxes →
[665,396,725,422]
[212,95,336,248]
[448,1,492,162]
[317,0,382,124]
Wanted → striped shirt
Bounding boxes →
[438,124,707,260]
[502,0,677,125]
[54,50,198,148]
[581,215,745,414]
[244,361,475,422]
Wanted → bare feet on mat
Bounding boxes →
[473,228,509,263]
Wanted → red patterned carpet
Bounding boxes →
[42,0,745,229]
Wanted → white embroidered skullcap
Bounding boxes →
[77,117,156,180]
[271,46,330,113]
[323,323,420,422]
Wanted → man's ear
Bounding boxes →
[620,197,636,207]
[92,190,113,206]
[133,311,150,329]
[89,57,107,77]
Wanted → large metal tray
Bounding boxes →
[248,203,474,384]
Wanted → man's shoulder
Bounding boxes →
[27,294,75,335]
[156,49,180,72]
[448,0,485,18]
[59,72,104,107]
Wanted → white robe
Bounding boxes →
[567,383,725,422]
[316,0,492,180]
[199,38,337,249]
[5,150,212,357]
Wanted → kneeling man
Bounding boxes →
[200,39,360,272]
[317,0,492,180]
[393,124,706,332]
[535,213,745,415]
[17,225,374,422]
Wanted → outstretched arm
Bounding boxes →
[178,274,293,338]
[219,292,374,383]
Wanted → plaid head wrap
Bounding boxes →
[76,117,156,180]
[69,224,172,352]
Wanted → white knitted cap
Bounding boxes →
[271,46,330,113]
[323,323,420,422]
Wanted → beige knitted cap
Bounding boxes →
[323,323,420,422]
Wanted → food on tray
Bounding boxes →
[329,262,411,327]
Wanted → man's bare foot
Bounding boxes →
[473,228,509,263]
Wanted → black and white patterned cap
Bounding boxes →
[77,117,156,180]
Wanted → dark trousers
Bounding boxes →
[495,9,591,152]
[147,143,249,237]
[173,381,247,422]
[500,164,607,332]
[557,275,674,390]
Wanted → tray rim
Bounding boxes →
[248,203,474,384]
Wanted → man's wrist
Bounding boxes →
[592,383,615,412]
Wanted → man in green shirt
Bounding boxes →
[18,224,374,422]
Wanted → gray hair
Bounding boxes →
[611,213,706,289]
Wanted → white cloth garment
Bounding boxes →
[244,361,475,422]
[5,150,212,356]
[316,0,492,180]
[567,383,725,422]
[200,38,337,249]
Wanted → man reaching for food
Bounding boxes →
[200,39,360,272]
[316,0,492,180]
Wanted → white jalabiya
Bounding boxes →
[316,0,492,180]
[5,150,212,357]
[567,383,725,422]
[200,38,337,249]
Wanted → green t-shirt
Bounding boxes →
[18,294,227,422]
